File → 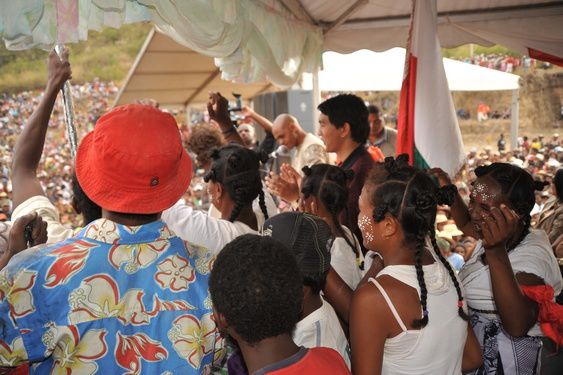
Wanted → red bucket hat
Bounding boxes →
[75,104,192,214]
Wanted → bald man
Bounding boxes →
[272,114,328,172]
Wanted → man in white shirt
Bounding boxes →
[271,114,328,172]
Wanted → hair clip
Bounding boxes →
[302,166,312,176]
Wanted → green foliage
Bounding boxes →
[0,23,151,92]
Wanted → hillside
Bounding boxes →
[0,23,151,92]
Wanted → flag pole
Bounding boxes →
[55,44,78,159]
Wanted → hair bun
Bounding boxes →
[415,191,436,212]
[534,180,549,191]
[435,185,458,206]
[395,153,410,167]
[384,154,410,175]
[227,153,241,169]
[209,148,221,160]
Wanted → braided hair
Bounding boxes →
[204,144,269,223]
[300,164,360,260]
[474,163,548,250]
[369,155,468,328]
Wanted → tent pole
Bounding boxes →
[312,68,320,135]
[510,89,519,150]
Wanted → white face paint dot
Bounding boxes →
[358,214,375,242]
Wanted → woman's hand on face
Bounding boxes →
[481,204,519,251]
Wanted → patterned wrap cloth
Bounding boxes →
[0,218,224,374]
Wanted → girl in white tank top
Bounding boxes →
[350,157,482,375]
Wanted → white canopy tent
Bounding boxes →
[302,48,520,92]
[301,47,521,147]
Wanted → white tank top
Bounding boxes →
[369,261,467,375]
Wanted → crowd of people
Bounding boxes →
[0,78,118,226]
[0,50,561,375]
[455,53,552,73]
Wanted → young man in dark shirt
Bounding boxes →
[318,94,374,254]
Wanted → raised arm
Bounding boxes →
[11,49,71,209]
[429,168,477,238]
[241,105,273,134]
[482,205,542,337]
[207,92,244,145]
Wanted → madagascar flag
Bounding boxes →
[397,0,464,176]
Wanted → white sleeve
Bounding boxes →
[510,232,563,295]
[11,196,74,244]
[162,200,253,255]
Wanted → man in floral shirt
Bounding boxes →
[0,103,221,373]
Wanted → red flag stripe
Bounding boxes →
[528,48,563,67]
[397,53,417,165]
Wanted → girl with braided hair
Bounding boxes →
[350,155,482,375]
[299,164,364,289]
[163,143,270,255]
[431,163,562,374]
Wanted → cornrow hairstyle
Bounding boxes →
[301,164,360,261]
[474,163,548,249]
[368,155,468,328]
[204,144,268,222]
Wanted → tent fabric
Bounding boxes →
[298,0,563,61]
[113,29,272,107]
[1,1,562,87]
[302,48,520,92]
[0,0,322,88]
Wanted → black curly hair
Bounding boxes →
[301,164,360,261]
[474,163,548,249]
[204,143,269,222]
[317,94,370,144]
[368,155,468,328]
[209,234,303,345]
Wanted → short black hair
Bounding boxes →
[72,172,101,226]
[209,234,303,345]
[318,94,369,144]
[367,104,380,116]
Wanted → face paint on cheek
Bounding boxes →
[358,214,375,243]
[472,181,498,202]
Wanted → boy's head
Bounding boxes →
[317,94,369,152]
[263,212,333,294]
[209,234,303,345]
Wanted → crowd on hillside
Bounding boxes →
[0,80,118,225]
[0,51,561,375]
[455,53,552,73]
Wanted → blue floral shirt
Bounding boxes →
[0,219,223,374]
